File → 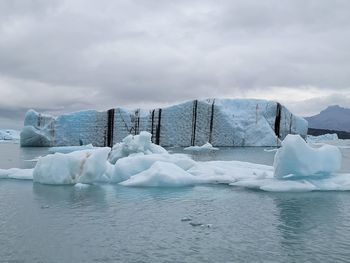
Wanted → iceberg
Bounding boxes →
[3,131,350,192]
[231,134,347,192]
[274,134,342,178]
[20,98,307,147]
[33,148,111,184]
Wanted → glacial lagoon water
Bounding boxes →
[1,141,350,262]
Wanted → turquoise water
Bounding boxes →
[1,143,350,262]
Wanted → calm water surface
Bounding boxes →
[1,142,350,262]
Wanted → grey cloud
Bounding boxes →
[0,0,350,129]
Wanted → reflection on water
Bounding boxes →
[1,142,350,262]
[1,181,350,262]
[33,183,109,211]
[272,192,350,262]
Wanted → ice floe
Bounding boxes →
[184,142,219,152]
[1,132,350,192]
[0,168,33,180]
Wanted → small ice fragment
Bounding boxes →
[184,142,219,152]
[189,222,203,227]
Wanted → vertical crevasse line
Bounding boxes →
[191,100,198,146]
[155,108,162,145]
[274,102,282,138]
[209,99,215,144]
[151,109,155,143]
[107,109,115,147]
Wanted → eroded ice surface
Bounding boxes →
[108,131,167,164]
[33,148,111,184]
[2,132,350,192]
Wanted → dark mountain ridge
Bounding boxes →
[305,105,350,132]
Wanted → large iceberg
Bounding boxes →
[20,98,307,147]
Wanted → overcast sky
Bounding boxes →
[1,0,350,129]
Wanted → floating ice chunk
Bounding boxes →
[33,148,111,184]
[184,142,219,152]
[0,168,33,180]
[109,131,167,164]
[48,144,95,154]
[0,129,20,141]
[273,134,342,178]
[120,161,204,187]
[230,134,347,192]
[111,153,196,183]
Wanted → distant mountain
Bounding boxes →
[305,105,350,132]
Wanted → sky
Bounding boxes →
[0,0,350,129]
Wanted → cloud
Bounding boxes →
[0,0,349,128]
